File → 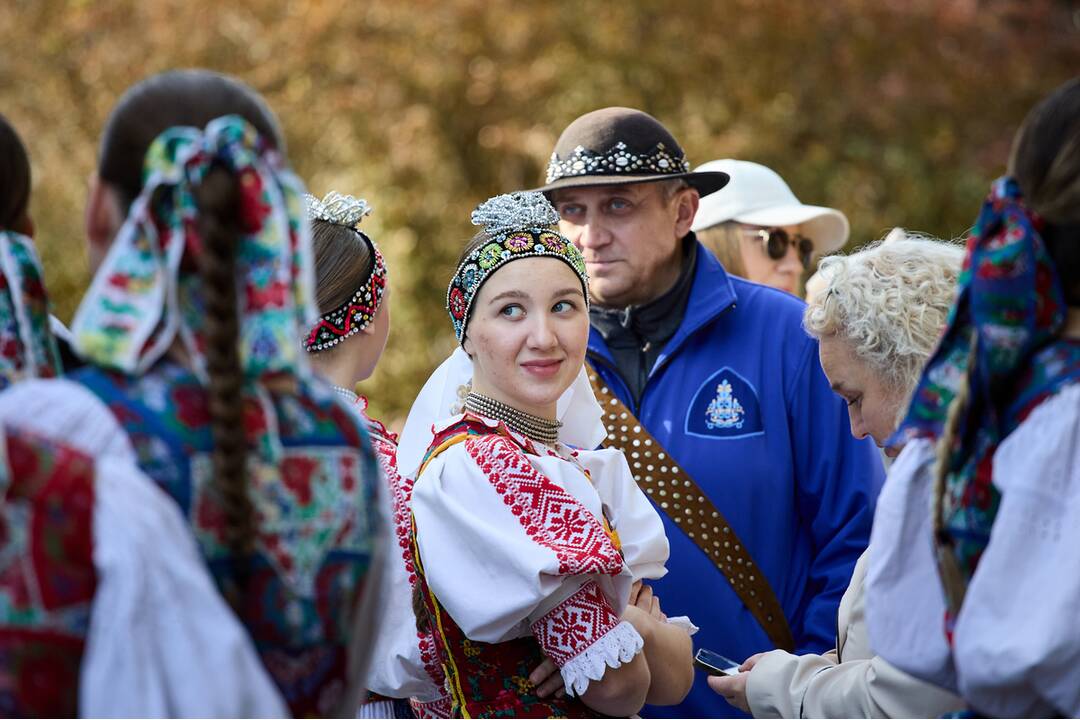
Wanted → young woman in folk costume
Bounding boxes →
[0,111,284,717]
[301,191,451,718]
[391,191,695,719]
[0,70,384,717]
[866,77,1080,717]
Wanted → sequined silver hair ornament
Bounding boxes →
[446,191,589,343]
[305,190,372,229]
[303,190,388,352]
[470,190,561,239]
[545,141,690,184]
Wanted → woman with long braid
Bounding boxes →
[0,101,287,717]
[0,70,384,716]
[866,77,1080,717]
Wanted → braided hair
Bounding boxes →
[98,70,285,606]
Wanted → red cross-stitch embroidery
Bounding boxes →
[531,581,619,666]
[464,435,623,577]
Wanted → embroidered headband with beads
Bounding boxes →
[446,191,589,343]
[304,191,388,352]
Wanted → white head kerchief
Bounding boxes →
[397,347,606,478]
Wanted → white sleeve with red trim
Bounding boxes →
[361,433,449,708]
[577,446,669,581]
[412,433,644,696]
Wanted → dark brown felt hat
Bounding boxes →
[536,107,729,197]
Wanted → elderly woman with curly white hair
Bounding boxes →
[708,229,966,719]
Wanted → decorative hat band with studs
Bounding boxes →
[447,191,589,343]
[304,191,388,352]
[546,141,691,185]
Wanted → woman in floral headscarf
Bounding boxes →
[0,70,383,717]
[0,104,292,717]
[0,113,61,386]
[866,77,1080,718]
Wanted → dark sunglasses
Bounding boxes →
[748,228,815,269]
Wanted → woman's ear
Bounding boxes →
[461,334,474,359]
[84,174,124,272]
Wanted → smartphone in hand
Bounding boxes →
[693,648,741,676]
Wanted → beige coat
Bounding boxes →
[744,551,964,718]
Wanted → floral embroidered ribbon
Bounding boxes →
[71,115,317,383]
[891,176,1080,622]
[303,191,389,352]
[0,231,60,389]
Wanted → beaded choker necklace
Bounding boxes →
[464,392,562,446]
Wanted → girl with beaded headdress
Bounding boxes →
[866,77,1080,717]
[0,70,384,716]
[302,191,452,718]
[387,191,695,718]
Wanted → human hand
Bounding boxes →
[740,652,765,672]
[707,670,750,713]
[528,657,565,699]
[632,582,666,622]
[628,580,642,605]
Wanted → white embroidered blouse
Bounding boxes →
[866,382,1080,717]
[407,414,676,697]
[0,379,287,717]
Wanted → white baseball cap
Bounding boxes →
[691,159,850,255]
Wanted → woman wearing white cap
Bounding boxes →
[692,160,849,296]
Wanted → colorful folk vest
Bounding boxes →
[74,361,380,718]
[0,426,97,717]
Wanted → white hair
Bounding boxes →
[804,228,965,402]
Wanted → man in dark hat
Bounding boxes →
[539,107,884,718]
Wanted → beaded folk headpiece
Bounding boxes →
[303,191,388,352]
[446,191,588,343]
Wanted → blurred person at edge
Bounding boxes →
[0,69,385,717]
[0,98,286,718]
[0,112,81,369]
[692,160,849,297]
[866,77,1080,718]
[709,230,966,719]
[540,107,883,719]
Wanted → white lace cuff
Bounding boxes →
[531,581,644,697]
[665,614,699,636]
[558,619,644,696]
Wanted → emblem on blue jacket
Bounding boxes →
[686,367,763,439]
[705,379,744,429]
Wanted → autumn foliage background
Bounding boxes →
[2,0,1078,423]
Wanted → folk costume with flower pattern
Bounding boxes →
[380,193,689,718]
[0,228,284,716]
[2,116,383,717]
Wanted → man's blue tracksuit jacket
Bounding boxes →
[588,242,884,718]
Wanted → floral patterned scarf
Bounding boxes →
[891,177,1080,626]
[0,231,60,389]
[71,114,317,384]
